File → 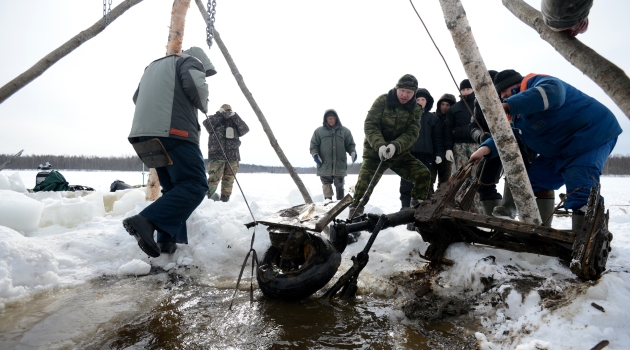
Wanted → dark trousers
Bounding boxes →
[139,137,209,244]
[320,175,345,193]
[476,157,503,201]
[430,156,451,191]
[400,152,433,207]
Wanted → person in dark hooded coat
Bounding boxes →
[310,109,357,200]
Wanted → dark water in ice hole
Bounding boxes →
[0,268,463,349]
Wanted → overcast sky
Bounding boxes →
[1,0,629,168]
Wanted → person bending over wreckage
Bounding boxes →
[124,46,216,257]
[469,69,622,231]
[349,74,431,219]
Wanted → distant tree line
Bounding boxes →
[2,153,630,175]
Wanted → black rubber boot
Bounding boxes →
[158,242,177,254]
[220,194,230,202]
[493,182,517,219]
[123,215,160,258]
[336,188,344,200]
[482,199,503,216]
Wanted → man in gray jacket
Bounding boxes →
[310,109,357,200]
[123,46,216,257]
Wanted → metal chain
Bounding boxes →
[205,0,217,48]
[103,0,113,25]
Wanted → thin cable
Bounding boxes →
[408,0,480,127]
[205,113,257,225]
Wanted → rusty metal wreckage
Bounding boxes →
[331,162,613,282]
[249,161,613,301]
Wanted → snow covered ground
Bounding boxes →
[1,169,629,349]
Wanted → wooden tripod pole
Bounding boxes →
[439,0,542,224]
[194,0,313,204]
[146,0,193,201]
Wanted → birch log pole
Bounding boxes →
[439,0,541,224]
[194,0,313,204]
[145,0,193,201]
[503,0,630,120]
[0,0,144,104]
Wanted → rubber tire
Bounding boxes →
[257,234,341,301]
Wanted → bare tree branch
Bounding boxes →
[194,0,313,204]
[503,0,630,119]
[0,0,144,104]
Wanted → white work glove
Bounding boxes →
[350,151,357,163]
[384,144,396,160]
[435,156,442,164]
[445,150,454,162]
[378,145,388,161]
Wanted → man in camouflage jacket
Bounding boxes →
[349,74,431,218]
[202,103,250,202]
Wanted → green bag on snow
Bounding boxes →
[33,170,70,192]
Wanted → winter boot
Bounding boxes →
[536,190,555,227]
[572,210,586,232]
[336,188,344,200]
[492,182,517,219]
[348,205,364,222]
[220,194,230,202]
[209,192,220,201]
[158,242,177,254]
[481,198,503,216]
[123,214,160,258]
[323,184,334,200]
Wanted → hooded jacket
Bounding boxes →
[411,89,444,158]
[203,109,250,162]
[363,89,422,160]
[129,48,212,145]
[444,92,476,149]
[310,109,356,176]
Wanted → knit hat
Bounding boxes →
[220,104,232,111]
[459,79,472,91]
[488,70,498,81]
[396,74,418,91]
[494,69,523,92]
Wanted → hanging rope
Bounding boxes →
[204,113,260,308]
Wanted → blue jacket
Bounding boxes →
[481,74,621,163]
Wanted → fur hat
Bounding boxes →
[459,79,472,91]
[494,69,523,92]
[220,104,232,111]
[396,74,419,91]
